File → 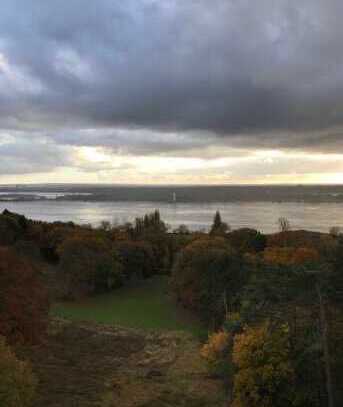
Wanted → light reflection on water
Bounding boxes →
[0,200,342,233]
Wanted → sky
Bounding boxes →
[1,0,343,184]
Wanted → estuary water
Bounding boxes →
[0,200,342,233]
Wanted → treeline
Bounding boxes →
[0,208,342,406]
[0,209,173,298]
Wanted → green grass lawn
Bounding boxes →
[51,276,205,337]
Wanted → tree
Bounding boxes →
[232,322,295,407]
[329,239,343,302]
[278,217,291,232]
[228,229,266,254]
[133,210,167,238]
[0,336,37,407]
[129,211,170,273]
[171,237,244,323]
[99,220,112,232]
[263,247,320,267]
[0,213,22,245]
[329,226,341,237]
[173,224,190,235]
[0,248,49,344]
[115,240,156,279]
[58,236,123,298]
[210,211,230,235]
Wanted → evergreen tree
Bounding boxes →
[210,211,229,235]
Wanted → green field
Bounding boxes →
[51,276,205,337]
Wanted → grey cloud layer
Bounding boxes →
[0,133,72,174]
[1,0,343,156]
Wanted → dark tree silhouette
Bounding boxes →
[210,211,230,236]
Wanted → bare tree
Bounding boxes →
[278,217,290,232]
[99,220,111,231]
[329,226,341,237]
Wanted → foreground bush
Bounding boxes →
[201,330,232,375]
[0,248,49,344]
[0,336,37,407]
[232,322,294,407]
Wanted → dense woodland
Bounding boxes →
[0,208,342,406]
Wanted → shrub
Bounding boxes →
[201,330,232,375]
[0,336,37,407]
[232,322,295,407]
[0,248,49,344]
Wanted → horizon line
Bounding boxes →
[1,182,343,188]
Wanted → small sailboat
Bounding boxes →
[173,192,177,203]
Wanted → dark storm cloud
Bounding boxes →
[1,0,343,152]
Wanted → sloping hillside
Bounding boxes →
[19,319,226,406]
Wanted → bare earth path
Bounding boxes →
[19,319,226,407]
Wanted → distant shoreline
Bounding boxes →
[1,184,343,203]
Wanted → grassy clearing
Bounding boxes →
[51,276,206,337]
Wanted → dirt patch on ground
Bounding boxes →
[19,319,226,407]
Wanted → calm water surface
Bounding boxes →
[1,200,343,233]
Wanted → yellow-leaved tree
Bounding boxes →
[201,330,232,375]
[232,321,295,407]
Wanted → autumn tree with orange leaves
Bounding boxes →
[263,247,320,267]
[0,248,49,344]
